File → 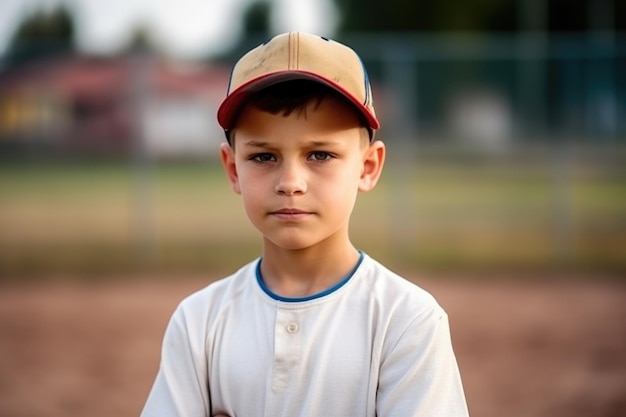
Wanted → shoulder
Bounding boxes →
[358,254,441,309]
[355,254,446,327]
[171,259,259,322]
[356,254,454,358]
[155,259,260,360]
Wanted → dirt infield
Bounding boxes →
[1,275,625,417]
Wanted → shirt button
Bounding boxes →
[286,322,299,334]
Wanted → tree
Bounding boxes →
[6,5,76,64]
[243,1,273,36]
[334,0,518,32]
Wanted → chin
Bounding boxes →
[270,239,315,252]
[264,233,320,252]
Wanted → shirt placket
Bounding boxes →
[271,308,303,393]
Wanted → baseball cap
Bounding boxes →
[217,32,380,140]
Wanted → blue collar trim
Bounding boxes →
[256,252,364,302]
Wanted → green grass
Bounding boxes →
[1,156,625,278]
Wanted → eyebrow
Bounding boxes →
[241,140,271,149]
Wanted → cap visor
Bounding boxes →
[217,71,379,131]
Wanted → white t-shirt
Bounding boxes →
[141,253,469,417]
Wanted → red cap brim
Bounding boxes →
[217,71,380,132]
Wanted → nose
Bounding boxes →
[275,161,307,196]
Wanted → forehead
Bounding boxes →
[232,96,367,146]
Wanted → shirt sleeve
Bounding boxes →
[140,305,211,417]
[377,308,469,417]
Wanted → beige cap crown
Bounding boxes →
[217,32,379,136]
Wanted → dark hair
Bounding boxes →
[228,79,371,143]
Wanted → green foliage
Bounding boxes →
[6,5,76,63]
[124,25,155,54]
[242,1,273,37]
[13,7,74,43]
[335,0,518,32]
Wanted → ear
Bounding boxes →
[220,142,241,195]
[359,140,385,192]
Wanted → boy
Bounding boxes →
[141,32,469,417]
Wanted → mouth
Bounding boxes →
[270,208,312,220]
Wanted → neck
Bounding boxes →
[259,240,360,298]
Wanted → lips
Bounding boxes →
[273,208,307,214]
[270,208,312,220]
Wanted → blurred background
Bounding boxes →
[0,0,624,276]
[0,1,625,417]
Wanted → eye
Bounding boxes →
[250,153,275,163]
[309,151,333,162]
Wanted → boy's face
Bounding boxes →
[220,96,385,252]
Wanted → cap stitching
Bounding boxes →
[287,32,290,69]
[288,32,294,70]
[296,32,300,69]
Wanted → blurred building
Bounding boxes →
[0,55,229,157]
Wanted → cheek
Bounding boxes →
[322,165,362,203]
[238,167,267,192]
[237,171,268,212]
[335,160,364,189]
[239,189,264,227]
[234,162,259,189]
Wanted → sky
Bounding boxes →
[0,0,339,59]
